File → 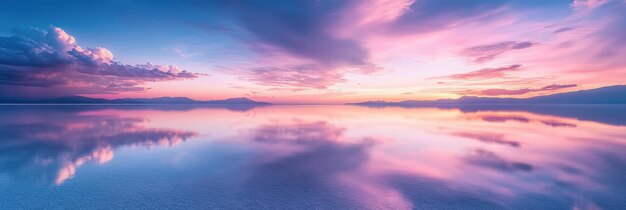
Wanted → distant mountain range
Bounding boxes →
[2,85,625,105]
[0,96,271,105]
[351,85,626,106]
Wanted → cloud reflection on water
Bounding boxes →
[0,107,196,185]
[242,119,404,209]
[0,105,625,209]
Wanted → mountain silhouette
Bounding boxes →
[0,96,270,105]
[352,85,626,106]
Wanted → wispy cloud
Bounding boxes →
[442,64,522,80]
[236,64,344,89]
[462,84,578,96]
[460,41,533,63]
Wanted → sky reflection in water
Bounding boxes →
[0,105,625,209]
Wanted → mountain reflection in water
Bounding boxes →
[0,105,625,209]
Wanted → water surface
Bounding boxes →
[1,105,625,209]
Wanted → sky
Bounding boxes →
[0,0,625,103]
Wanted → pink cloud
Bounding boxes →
[460,41,533,63]
[444,64,522,80]
[465,84,578,96]
[237,64,345,89]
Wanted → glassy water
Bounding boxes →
[1,105,625,209]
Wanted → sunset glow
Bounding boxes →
[1,0,625,103]
[1,1,626,209]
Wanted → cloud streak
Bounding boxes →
[237,64,345,89]
[444,64,522,80]
[460,41,533,63]
[465,84,578,96]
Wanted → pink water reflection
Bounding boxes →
[89,105,625,208]
[1,105,625,209]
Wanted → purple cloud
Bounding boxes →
[553,27,574,34]
[592,1,626,58]
[540,84,579,91]
[223,0,511,88]
[0,27,200,98]
[540,119,577,128]
[444,64,522,80]
[389,0,509,34]
[469,84,578,96]
[180,0,517,89]
[481,115,530,123]
[480,88,533,96]
[234,64,363,89]
[461,41,533,63]
[185,0,388,89]
[199,1,369,67]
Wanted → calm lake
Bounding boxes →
[1,105,625,209]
